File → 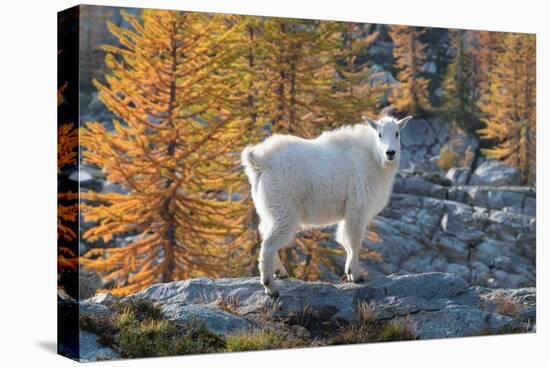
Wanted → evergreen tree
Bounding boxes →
[80,10,251,295]
[478,33,536,184]
[388,25,431,114]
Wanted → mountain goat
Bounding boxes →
[241,115,412,296]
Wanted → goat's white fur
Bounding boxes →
[241,115,412,296]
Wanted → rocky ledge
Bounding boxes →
[75,273,535,361]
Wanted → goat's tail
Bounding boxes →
[241,145,265,192]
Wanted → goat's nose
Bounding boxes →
[386,150,396,157]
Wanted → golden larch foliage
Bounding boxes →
[253,18,342,137]
[478,33,536,184]
[332,22,386,123]
[58,118,79,270]
[388,25,431,115]
[80,10,253,295]
[442,30,478,132]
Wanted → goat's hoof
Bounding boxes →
[274,270,289,279]
[264,288,280,297]
[346,273,364,283]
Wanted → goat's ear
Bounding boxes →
[397,116,413,130]
[362,115,378,130]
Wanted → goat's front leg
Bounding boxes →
[341,215,368,283]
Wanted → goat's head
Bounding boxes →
[362,115,412,163]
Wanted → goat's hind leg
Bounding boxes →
[258,221,297,296]
[273,251,289,279]
[260,220,289,279]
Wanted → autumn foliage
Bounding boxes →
[389,25,431,115]
[80,10,254,295]
[58,80,79,272]
[441,31,536,183]
[478,33,536,184]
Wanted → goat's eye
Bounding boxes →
[378,133,382,138]
[396,132,399,138]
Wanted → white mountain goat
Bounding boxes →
[241,115,412,296]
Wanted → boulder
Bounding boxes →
[411,306,521,339]
[487,190,524,211]
[401,119,436,148]
[523,197,536,216]
[161,304,252,336]
[431,232,469,262]
[79,268,103,300]
[72,273,535,357]
[446,167,471,186]
[440,213,485,243]
[96,274,533,340]
[469,160,521,186]
[79,331,120,362]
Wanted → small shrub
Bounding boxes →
[214,293,240,314]
[377,319,416,342]
[437,145,460,172]
[83,298,225,358]
[493,293,520,317]
[112,298,164,321]
[225,329,309,352]
[117,316,224,358]
[114,308,137,330]
[330,302,416,345]
[357,301,376,324]
[437,143,475,172]
[226,330,283,352]
[79,313,117,346]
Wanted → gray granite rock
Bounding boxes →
[84,273,534,340]
[446,167,471,186]
[161,304,252,335]
[401,119,436,148]
[79,268,103,300]
[469,160,521,186]
[79,330,120,362]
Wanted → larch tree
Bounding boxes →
[332,22,385,124]
[388,25,431,115]
[58,122,79,271]
[478,33,536,184]
[255,18,342,137]
[80,9,251,295]
[231,18,343,280]
[442,30,477,132]
[218,16,270,277]
[242,18,381,280]
[58,80,79,272]
[471,31,504,100]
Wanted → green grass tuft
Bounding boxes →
[112,298,164,321]
[225,330,283,352]
[377,319,416,342]
[80,298,225,358]
[225,328,310,352]
[329,302,416,345]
